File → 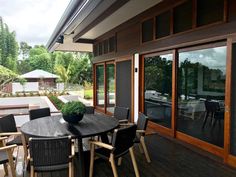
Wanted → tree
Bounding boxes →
[19,41,32,60]
[0,17,18,71]
[54,64,71,90]
[0,65,18,90]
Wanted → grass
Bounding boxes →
[84,89,93,99]
[47,94,64,110]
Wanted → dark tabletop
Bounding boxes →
[20,114,119,138]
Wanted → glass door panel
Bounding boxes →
[106,63,115,113]
[177,46,226,147]
[96,65,105,110]
[144,53,173,128]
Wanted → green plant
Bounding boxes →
[48,95,64,110]
[61,101,86,116]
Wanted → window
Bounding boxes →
[197,0,224,27]
[155,11,171,39]
[142,18,154,43]
[174,0,193,33]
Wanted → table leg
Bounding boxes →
[77,137,86,177]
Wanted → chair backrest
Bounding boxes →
[204,101,220,113]
[0,114,17,133]
[85,106,95,114]
[111,125,137,156]
[114,106,129,121]
[137,113,149,131]
[29,107,51,120]
[29,137,71,168]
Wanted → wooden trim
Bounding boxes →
[178,41,226,53]
[143,50,174,58]
[104,62,107,114]
[148,121,173,137]
[139,55,145,113]
[227,155,236,167]
[176,131,224,158]
[93,64,96,107]
[170,9,174,35]
[224,37,233,163]
[171,49,178,138]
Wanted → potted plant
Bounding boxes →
[61,101,86,123]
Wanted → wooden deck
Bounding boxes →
[2,133,236,177]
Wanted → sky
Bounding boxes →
[0,0,71,46]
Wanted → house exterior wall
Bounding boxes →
[91,0,236,167]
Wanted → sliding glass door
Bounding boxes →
[95,62,115,114]
[143,53,173,128]
[177,45,226,147]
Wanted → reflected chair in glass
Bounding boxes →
[85,106,95,114]
[202,101,224,128]
[120,113,151,163]
[29,136,74,177]
[29,107,51,120]
[113,106,130,123]
[0,137,17,177]
[89,125,140,177]
[0,114,28,164]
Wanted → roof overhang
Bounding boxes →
[47,0,163,52]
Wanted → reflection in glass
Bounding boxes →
[144,54,173,128]
[96,65,104,108]
[178,46,226,147]
[106,64,115,113]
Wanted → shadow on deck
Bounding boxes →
[4,134,236,177]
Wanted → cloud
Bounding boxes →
[0,0,70,46]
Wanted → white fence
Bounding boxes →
[12,82,39,94]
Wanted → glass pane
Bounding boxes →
[96,65,105,109]
[230,43,236,155]
[156,11,171,39]
[142,18,154,43]
[106,64,115,113]
[144,54,173,128]
[197,0,224,27]
[178,46,226,147]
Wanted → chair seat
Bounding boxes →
[95,147,111,160]
[34,163,69,172]
[0,151,16,164]
[6,136,23,146]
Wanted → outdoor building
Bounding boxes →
[47,0,236,168]
[20,69,59,89]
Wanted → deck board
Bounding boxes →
[2,134,236,177]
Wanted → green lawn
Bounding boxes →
[84,89,93,99]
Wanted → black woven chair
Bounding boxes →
[120,113,151,163]
[89,125,140,177]
[0,114,28,163]
[0,136,17,177]
[29,107,51,120]
[29,136,74,177]
[85,106,95,114]
[113,106,130,123]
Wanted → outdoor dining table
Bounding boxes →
[20,113,119,177]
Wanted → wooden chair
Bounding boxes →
[89,125,140,177]
[113,106,130,123]
[0,114,28,163]
[0,137,17,177]
[29,107,51,120]
[120,113,151,163]
[29,136,74,177]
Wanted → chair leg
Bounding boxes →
[129,147,140,177]
[3,164,8,176]
[30,165,35,177]
[6,149,16,177]
[140,136,151,163]
[69,161,73,177]
[89,143,95,177]
[109,154,118,177]
[21,134,28,164]
[118,157,122,166]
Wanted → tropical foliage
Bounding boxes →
[0,65,18,88]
